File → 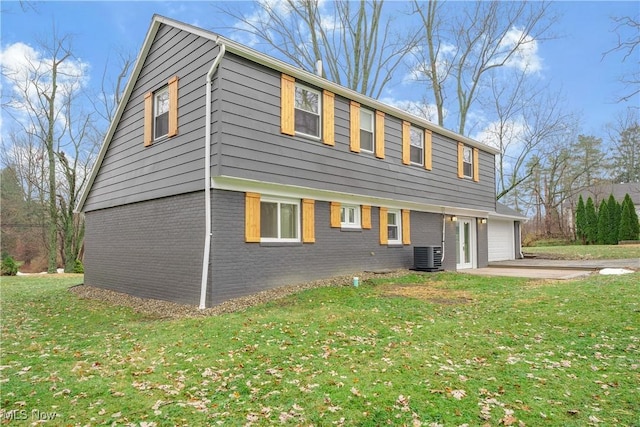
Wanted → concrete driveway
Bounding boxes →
[461,258,639,280]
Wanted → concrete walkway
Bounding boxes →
[462,258,638,280]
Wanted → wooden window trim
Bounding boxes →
[350,101,361,153]
[424,129,432,171]
[402,121,411,165]
[322,91,335,146]
[402,209,411,245]
[281,74,295,136]
[245,192,261,243]
[375,111,385,159]
[362,205,372,229]
[330,202,341,228]
[457,142,465,178]
[379,207,388,245]
[302,199,315,243]
[168,76,179,137]
[473,148,480,182]
[144,92,153,146]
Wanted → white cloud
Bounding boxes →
[495,27,542,74]
[473,118,528,151]
[403,42,457,85]
[1,42,90,135]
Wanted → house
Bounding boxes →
[565,182,640,236]
[578,182,640,217]
[76,15,503,308]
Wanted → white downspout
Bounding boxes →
[199,42,226,310]
[441,210,446,264]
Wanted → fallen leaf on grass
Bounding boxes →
[449,389,466,400]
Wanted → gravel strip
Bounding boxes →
[70,269,413,320]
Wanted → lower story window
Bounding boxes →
[260,198,300,242]
[387,209,402,244]
[341,205,361,228]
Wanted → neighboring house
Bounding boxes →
[487,203,527,262]
[76,15,502,308]
[566,182,640,233]
[579,182,640,217]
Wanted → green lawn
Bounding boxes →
[524,244,640,260]
[1,272,639,426]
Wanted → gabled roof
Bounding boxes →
[76,14,499,212]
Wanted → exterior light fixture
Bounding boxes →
[451,215,458,222]
[480,218,487,224]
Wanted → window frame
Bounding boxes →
[260,197,301,243]
[359,108,375,153]
[409,125,424,166]
[294,83,322,139]
[153,86,170,140]
[462,145,473,178]
[340,204,362,229]
[387,209,402,245]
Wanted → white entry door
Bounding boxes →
[456,218,475,269]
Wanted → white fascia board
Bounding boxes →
[213,175,491,218]
[488,211,529,221]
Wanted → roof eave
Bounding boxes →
[75,15,164,212]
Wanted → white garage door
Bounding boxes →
[488,219,515,261]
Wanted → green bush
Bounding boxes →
[73,259,84,274]
[1,255,19,276]
[619,194,640,241]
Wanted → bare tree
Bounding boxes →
[56,89,99,271]
[89,49,133,124]
[411,0,557,135]
[216,0,421,98]
[606,109,640,183]
[604,15,640,103]
[482,69,575,202]
[1,31,89,272]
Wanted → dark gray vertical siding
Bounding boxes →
[208,189,454,306]
[218,53,496,211]
[84,192,204,305]
[83,25,221,212]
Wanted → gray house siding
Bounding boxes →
[83,188,456,307]
[83,24,221,212]
[217,53,496,212]
[84,191,204,305]
[207,189,455,306]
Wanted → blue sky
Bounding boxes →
[1,0,639,144]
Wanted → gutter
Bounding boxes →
[199,41,226,310]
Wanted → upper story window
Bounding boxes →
[410,126,424,166]
[260,197,300,242]
[387,209,402,245]
[462,145,473,178]
[340,204,361,229]
[360,109,374,153]
[144,76,178,147]
[294,84,321,138]
[154,87,170,139]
